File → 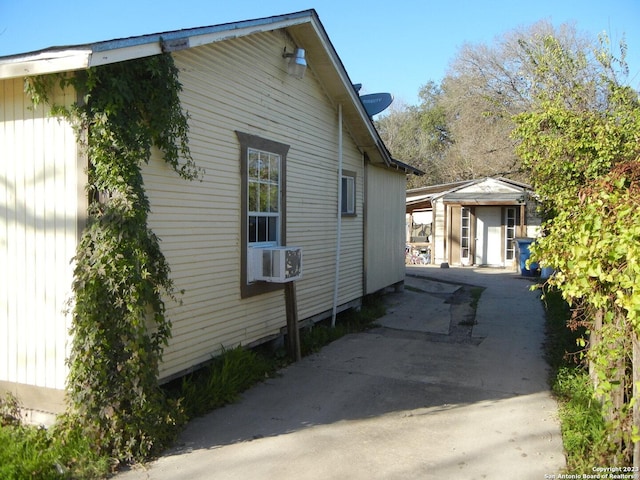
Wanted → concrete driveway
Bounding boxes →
[117,266,565,480]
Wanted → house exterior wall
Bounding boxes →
[0,77,81,406]
[1,20,409,413]
[142,31,367,380]
[364,163,406,294]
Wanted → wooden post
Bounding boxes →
[589,308,603,393]
[284,282,301,361]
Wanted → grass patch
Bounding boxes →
[301,294,386,356]
[0,394,111,480]
[469,287,484,311]
[166,346,278,419]
[542,287,611,471]
[457,319,476,326]
[462,286,484,325]
[553,367,609,470]
[543,286,578,372]
[0,349,278,479]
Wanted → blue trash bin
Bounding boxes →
[516,238,539,277]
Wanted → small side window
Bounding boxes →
[341,172,356,216]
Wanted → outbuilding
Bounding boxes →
[406,177,540,268]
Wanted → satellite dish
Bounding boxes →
[360,93,393,117]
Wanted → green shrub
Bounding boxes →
[301,294,385,355]
[0,393,21,427]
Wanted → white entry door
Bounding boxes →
[474,207,503,266]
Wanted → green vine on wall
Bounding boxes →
[27,53,201,463]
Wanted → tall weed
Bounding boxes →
[0,394,110,480]
[543,287,612,471]
[177,346,276,418]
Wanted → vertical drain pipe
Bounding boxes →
[331,104,343,327]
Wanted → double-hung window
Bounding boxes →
[248,149,280,246]
[236,132,289,298]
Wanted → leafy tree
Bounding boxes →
[513,33,640,464]
[442,21,604,184]
[378,21,608,188]
[376,85,449,188]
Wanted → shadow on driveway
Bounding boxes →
[117,267,565,479]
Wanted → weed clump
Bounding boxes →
[0,394,111,479]
[543,287,612,471]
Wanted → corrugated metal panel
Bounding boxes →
[144,31,365,380]
[365,164,406,294]
[0,77,79,391]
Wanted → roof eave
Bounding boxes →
[287,18,392,169]
[288,15,424,175]
[0,10,315,80]
[0,9,422,176]
[389,157,424,176]
[0,49,92,79]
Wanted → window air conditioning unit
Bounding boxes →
[249,246,303,283]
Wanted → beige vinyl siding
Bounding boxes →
[143,31,365,379]
[365,164,406,294]
[0,77,80,392]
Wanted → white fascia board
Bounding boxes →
[188,16,310,49]
[91,16,311,66]
[1,12,314,79]
[407,193,434,202]
[307,20,393,167]
[0,49,91,79]
[88,43,162,67]
[309,21,370,120]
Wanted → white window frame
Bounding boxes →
[341,172,356,216]
[505,207,517,261]
[247,148,281,247]
[461,207,471,264]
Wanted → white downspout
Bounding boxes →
[331,103,343,327]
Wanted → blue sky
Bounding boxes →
[1,0,638,106]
